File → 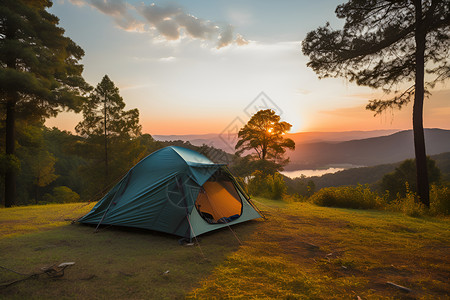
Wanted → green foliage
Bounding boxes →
[0,0,91,117]
[381,157,441,200]
[386,182,430,217]
[284,175,316,198]
[307,182,450,216]
[42,127,87,197]
[76,75,141,139]
[42,186,80,204]
[75,75,144,195]
[309,185,384,209]
[302,1,449,99]
[230,155,283,178]
[430,184,450,216]
[233,176,249,195]
[0,154,20,175]
[1,0,90,206]
[11,122,60,205]
[248,171,287,200]
[235,109,295,170]
[301,0,449,207]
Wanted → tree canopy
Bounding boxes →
[235,109,295,172]
[75,75,141,140]
[301,0,449,206]
[381,157,441,199]
[1,0,90,206]
[302,0,449,98]
[75,75,142,189]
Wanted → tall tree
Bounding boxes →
[75,75,142,186]
[302,0,449,207]
[0,0,90,206]
[235,109,295,172]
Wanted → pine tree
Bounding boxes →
[302,0,449,206]
[0,0,90,206]
[76,75,142,186]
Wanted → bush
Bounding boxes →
[309,185,384,209]
[43,186,80,204]
[234,176,249,195]
[430,184,450,215]
[386,184,450,217]
[387,190,427,217]
[248,171,287,200]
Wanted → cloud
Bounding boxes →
[70,0,145,31]
[70,0,248,48]
[159,56,176,62]
[235,34,249,46]
[217,25,234,49]
[89,0,127,16]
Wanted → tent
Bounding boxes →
[78,146,262,239]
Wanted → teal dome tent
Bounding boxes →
[78,146,262,239]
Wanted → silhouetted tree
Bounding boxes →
[235,109,295,172]
[302,0,449,207]
[381,157,441,200]
[76,75,142,186]
[0,0,90,206]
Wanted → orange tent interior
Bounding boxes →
[195,180,242,221]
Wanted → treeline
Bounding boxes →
[0,122,231,206]
[284,152,450,197]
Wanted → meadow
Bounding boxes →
[0,198,449,299]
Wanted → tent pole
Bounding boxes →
[94,173,130,233]
[176,176,192,242]
[223,166,266,220]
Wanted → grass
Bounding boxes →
[1,199,449,299]
[0,202,96,239]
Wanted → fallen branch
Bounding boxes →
[386,281,412,293]
[0,262,75,289]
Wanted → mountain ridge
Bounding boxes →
[285,128,450,170]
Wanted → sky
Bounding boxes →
[46,0,450,135]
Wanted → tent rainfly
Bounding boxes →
[78,146,262,239]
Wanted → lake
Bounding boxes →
[281,167,344,178]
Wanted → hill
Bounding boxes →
[286,152,450,191]
[153,130,400,153]
[154,129,450,170]
[285,128,450,170]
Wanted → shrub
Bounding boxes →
[43,186,80,204]
[309,185,384,209]
[386,184,450,217]
[248,171,287,200]
[234,176,249,195]
[387,190,427,217]
[430,184,450,216]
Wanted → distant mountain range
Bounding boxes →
[293,151,450,190]
[154,129,450,170]
[285,128,450,170]
[153,129,401,152]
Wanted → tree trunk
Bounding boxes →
[4,93,17,207]
[104,92,108,185]
[413,0,430,207]
[4,20,17,207]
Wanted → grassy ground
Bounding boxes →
[0,199,449,299]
